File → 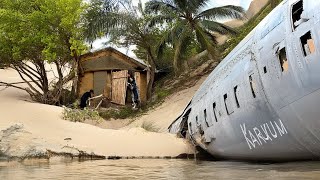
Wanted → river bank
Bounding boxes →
[0,68,195,160]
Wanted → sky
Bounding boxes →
[92,0,253,59]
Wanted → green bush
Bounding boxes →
[99,106,135,120]
[155,88,170,100]
[62,107,102,123]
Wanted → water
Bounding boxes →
[1,159,320,180]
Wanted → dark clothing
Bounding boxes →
[80,91,92,109]
[128,77,139,104]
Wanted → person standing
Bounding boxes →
[127,72,140,108]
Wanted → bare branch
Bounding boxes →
[0,81,29,92]
[13,67,42,95]
[15,66,44,90]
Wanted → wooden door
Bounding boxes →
[111,70,128,105]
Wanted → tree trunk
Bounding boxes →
[173,42,182,75]
[71,50,81,99]
[146,47,156,101]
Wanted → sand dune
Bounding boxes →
[125,76,207,132]
[0,68,193,159]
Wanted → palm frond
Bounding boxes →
[84,1,133,42]
[196,5,245,21]
[200,20,237,35]
[145,0,178,14]
[194,23,217,58]
[138,0,145,16]
[189,0,210,13]
[156,29,172,58]
[173,0,187,12]
[148,13,176,27]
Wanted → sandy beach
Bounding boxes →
[0,68,200,159]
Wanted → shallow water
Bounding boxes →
[1,159,320,180]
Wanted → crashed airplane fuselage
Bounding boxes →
[169,0,320,161]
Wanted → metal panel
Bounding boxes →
[94,71,108,96]
[112,70,128,105]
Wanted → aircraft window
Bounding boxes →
[234,86,240,108]
[292,0,303,29]
[204,109,209,127]
[278,48,288,72]
[223,94,235,115]
[249,75,256,98]
[263,66,267,74]
[212,102,218,122]
[300,31,315,56]
[223,94,229,114]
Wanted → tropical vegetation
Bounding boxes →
[0,0,86,105]
[145,0,245,72]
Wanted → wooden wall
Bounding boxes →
[79,72,93,96]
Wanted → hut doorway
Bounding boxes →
[93,71,108,96]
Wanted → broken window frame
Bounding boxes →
[291,0,304,30]
[278,47,288,72]
[300,31,315,57]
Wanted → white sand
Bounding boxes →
[0,68,193,158]
[125,76,207,132]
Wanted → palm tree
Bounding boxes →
[145,0,246,73]
[84,0,158,101]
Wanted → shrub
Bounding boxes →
[99,106,135,120]
[140,121,160,132]
[62,107,102,123]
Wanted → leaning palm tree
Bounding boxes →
[145,0,246,73]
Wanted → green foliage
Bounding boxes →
[154,86,171,101]
[0,0,86,104]
[99,106,135,120]
[140,121,160,132]
[62,107,102,123]
[0,0,86,63]
[146,0,246,73]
